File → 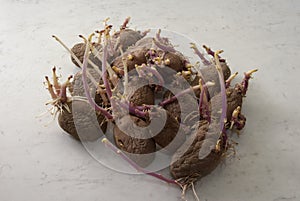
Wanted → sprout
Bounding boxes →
[101,138,180,186]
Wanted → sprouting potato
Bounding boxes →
[44,17,257,198]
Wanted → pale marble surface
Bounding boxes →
[0,0,299,201]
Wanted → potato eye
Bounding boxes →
[118,139,124,147]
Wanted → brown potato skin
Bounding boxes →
[130,85,154,106]
[162,52,185,72]
[112,36,187,79]
[162,90,197,123]
[58,100,107,141]
[152,110,179,148]
[111,29,143,55]
[225,86,243,121]
[70,43,103,67]
[151,108,186,153]
[71,43,85,67]
[64,27,253,187]
[111,46,148,75]
[113,115,156,167]
[71,29,143,68]
[170,82,244,184]
[170,121,224,184]
[69,69,106,106]
[127,76,155,106]
[210,86,243,123]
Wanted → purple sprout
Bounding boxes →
[214,50,228,145]
[159,85,201,107]
[190,43,211,66]
[240,69,258,96]
[153,29,176,53]
[81,34,113,119]
[101,138,180,186]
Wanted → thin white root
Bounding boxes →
[35,110,50,119]
[89,22,118,86]
[90,44,117,86]
[52,35,102,76]
[79,34,103,76]
[191,182,200,201]
[181,185,188,201]
[53,35,108,102]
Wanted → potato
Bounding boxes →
[113,115,156,167]
[58,99,107,141]
[170,121,223,184]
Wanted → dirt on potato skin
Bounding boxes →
[58,99,107,141]
[170,121,224,184]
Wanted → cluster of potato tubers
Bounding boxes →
[44,18,257,196]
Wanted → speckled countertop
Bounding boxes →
[0,0,299,201]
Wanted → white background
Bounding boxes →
[0,0,299,200]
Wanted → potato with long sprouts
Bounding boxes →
[44,18,258,200]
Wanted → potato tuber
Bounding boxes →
[45,18,258,199]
